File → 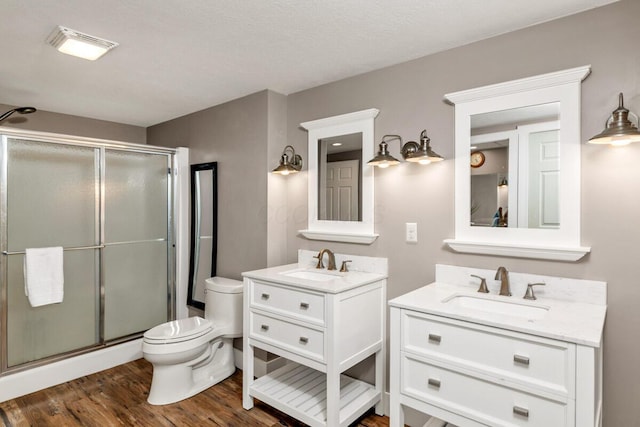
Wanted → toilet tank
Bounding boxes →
[204,277,243,338]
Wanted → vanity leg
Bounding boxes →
[389,404,405,427]
[374,350,385,415]
[326,369,340,427]
[389,307,403,426]
[375,285,386,416]
[242,281,254,410]
[242,342,254,409]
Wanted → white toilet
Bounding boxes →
[142,276,243,405]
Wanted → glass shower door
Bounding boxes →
[1,135,175,372]
[3,138,100,367]
[103,150,171,340]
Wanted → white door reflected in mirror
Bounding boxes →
[318,133,362,222]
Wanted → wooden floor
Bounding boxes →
[0,359,390,427]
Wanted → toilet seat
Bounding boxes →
[144,316,213,344]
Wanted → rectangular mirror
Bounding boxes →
[300,109,379,244]
[187,162,217,310]
[444,66,591,261]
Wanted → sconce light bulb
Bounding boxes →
[418,159,432,165]
[378,163,389,169]
[280,170,290,176]
[611,138,631,147]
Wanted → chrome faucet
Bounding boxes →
[314,249,337,271]
[494,266,512,296]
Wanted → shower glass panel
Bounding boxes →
[4,139,99,367]
[103,242,167,340]
[103,150,170,340]
[6,140,97,251]
[7,251,98,366]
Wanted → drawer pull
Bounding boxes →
[428,334,441,344]
[513,406,529,418]
[261,293,270,300]
[514,354,530,366]
[260,324,269,331]
[427,378,441,389]
[300,302,310,309]
[299,337,309,344]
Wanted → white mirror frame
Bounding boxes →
[444,66,591,261]
[299,108,379,244]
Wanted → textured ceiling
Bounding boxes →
[0,0,616,127]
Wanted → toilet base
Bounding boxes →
[147,337,236,405]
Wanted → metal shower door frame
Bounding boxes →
[0,129,177,375]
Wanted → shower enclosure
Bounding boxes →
[0,129,181,375]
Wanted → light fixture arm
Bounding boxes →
[281,145,303,169]
[380,134,403,154]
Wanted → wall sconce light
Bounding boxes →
[405,130,444,165]
[272,145,303,175]
[589,93,640,146]
[367,129,443,168]
[498,177,508,187]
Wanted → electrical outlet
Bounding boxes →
[406,222,418,243]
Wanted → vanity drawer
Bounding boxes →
[402,354,572,426]
[402,311,575,397]
[250,312,325,361]
[250,280,325,324]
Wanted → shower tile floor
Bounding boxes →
[0,359,389,426]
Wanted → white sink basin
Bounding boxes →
[280,269,340,282]
[442,294,549,320]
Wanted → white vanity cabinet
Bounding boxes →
[389,265,606,427]
[242,263,387,427]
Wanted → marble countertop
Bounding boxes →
[242,263,387,294]
[389,281,606,347]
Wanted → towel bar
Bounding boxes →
[2,244,104,255]
[2,238,169,255]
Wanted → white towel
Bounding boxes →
[23,247,64,307]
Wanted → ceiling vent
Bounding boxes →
[47,26,118,61]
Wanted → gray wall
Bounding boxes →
[0,103,146,143]
[283,1,639,425]
[147,90,275,280]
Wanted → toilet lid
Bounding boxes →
[144,316,212,342]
